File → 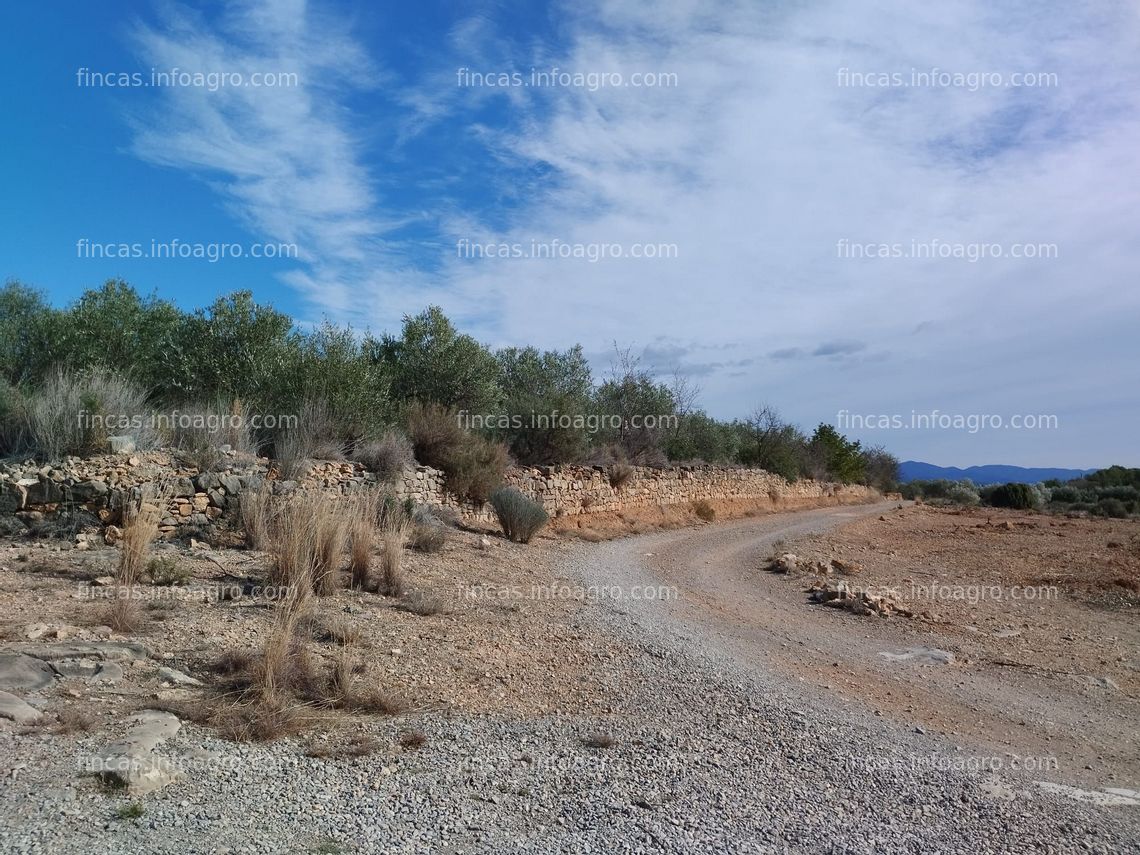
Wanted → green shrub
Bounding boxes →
[405,402,464,468]
[147,556,191,586]
[1096,498,1129,519]
[0,379,27,456]
[1050,486,1080,503]
[985,482,1037,510]
[489,488,549,543]
[444,435,508,503]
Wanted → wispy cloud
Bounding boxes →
[122,0,1140,465]
[127,0,389,319]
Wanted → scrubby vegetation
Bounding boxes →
[490,488,550,543]
[901,467,1140,517]
[0,280,897,492]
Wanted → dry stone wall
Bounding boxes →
[397,464,877,523]
[1,452,875,537]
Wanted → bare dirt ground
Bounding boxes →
[0,524,635,731]
[616,502,1140,791]
[2,500,1138,853]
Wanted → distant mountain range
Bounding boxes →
[898,461,1097,486]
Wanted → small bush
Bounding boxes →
[115,803,144,821]
[1096,498,1129,518]
[443,434,508,503]
[985,482,1037,510]
[608,463,634,490]
[692,499,716,522]
[406,402,465,468]
[399,730,428,750]
[146,555,190,586]
[405,402,506,502]
[489,488,549,543]
[398,591,444,616]
[409,507,447,553]
[352,432,413,482]
[25,367,159,459]
[582,733,616,749]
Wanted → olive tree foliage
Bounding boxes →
[0,280,907,487]
[494,345,594,464]
[378,306,501,414]
[0,281,64,386]
[807,423,866,484]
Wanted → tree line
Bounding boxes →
[0,280,898,489]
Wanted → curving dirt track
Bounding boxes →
[575,501,1140,796]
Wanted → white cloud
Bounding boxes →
[125,0,1140,466]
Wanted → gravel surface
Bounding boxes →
[1,503,1137,854]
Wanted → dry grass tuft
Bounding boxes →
[107,490,166,632]
[692,499,716,522]
[305,734,380,759]
[608,463,634,490]
[306,615,361,645]
[347,491,382,590]
[582,732,617,749]
[377,514,410,597]
[239,486,276,551]
[312,511,349,596]
[53,708,96,734]
[398,729,428,750]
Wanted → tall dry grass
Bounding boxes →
[239,485,276,550]
[378,511,410,596]
[348,491,381,590]
[108,487,167,631]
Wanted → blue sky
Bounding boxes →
[2,0,1138,468]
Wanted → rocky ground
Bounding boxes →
[0,502,1137,853]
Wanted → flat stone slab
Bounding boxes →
[92,709,182,795]
[157,666,201,687]
[0,689,42,724]
[878,647,955,666]
[51,658,124,684]
[7,641,149,662]
[0,653,56,691]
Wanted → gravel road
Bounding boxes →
[2,502,1137,854]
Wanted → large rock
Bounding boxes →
[70,480,109,503]
[0,653,56,691]
[94,710,182,794]
[0,482,26,513]
[0,690,42,724]
[24,478,64,505]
